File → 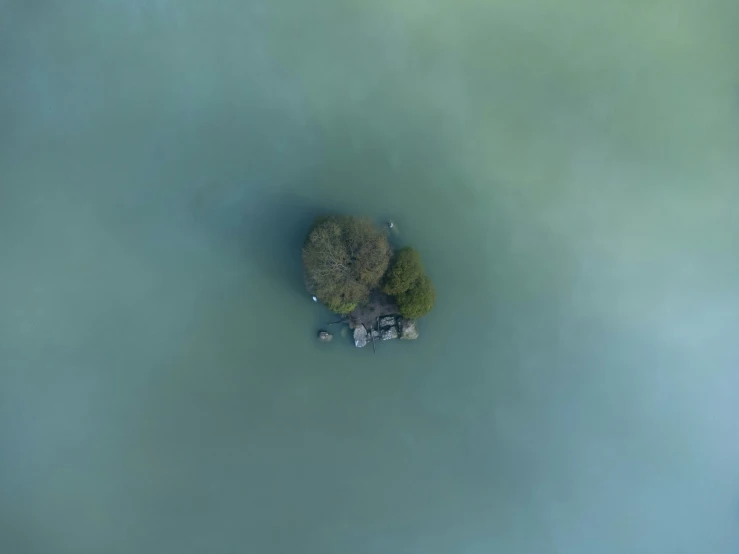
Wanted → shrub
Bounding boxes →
[383,247,424,295]
[396,275,436,318]
[303,216,391,314]
[326,300,357,315]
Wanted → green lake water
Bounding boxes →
[2,1,739,552]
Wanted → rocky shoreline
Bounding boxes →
[315,292,420,348]
[352,314,418,348]
[316,314,418,348]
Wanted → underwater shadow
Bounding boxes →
[237,191,325,295]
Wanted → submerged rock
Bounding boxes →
[318,330,333,342]
[353,325,368,348]
[399,318,419,340]
[381,325,399,341]
[379,316,396,329]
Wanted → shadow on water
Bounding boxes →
[183,105,528,316]
[236,191,328,295]
[181,98,542,335]
[184,110,458,296]
[189,187,329,296]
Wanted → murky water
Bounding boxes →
[2,1,738,553]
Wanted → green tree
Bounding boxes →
[396,275,436,318]
[383,247,424,295]
[303,216,391,314]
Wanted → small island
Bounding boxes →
[303,216,436,348]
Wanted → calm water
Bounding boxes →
[2,1,739,553]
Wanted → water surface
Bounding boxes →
[2,1,738,553]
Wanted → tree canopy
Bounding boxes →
[382,247,424,295]
[396,275,436,318]
[302,216,391,314]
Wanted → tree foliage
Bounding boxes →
[303,216,391,314]
[383,247,424,295]
[396,275,436,318]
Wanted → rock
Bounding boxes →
[317,330,333,342]
[399,318,419,340]
[353,325,368,348]
[370,329,381,339]
[379,316,396,329]
[381,325,398,340]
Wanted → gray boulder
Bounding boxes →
[379,316,396,328]
[317,330,333,342]
[399,318,419,340]
[381,325,399,341]
[353,325,368,348]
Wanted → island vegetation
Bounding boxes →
[303,216,436,326]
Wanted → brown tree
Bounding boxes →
[303,216,391,314]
